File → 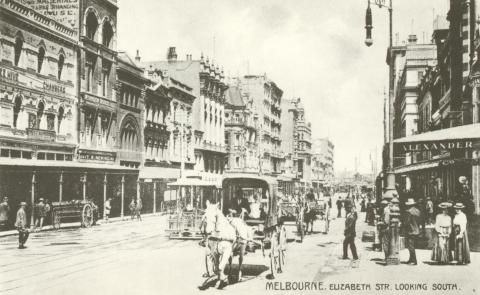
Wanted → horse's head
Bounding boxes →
[202,201,221,235]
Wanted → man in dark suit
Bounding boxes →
[342,206,358,260]
[403,198,421,265]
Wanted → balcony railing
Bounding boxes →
[145,121,169,132]
[26,128,56,142]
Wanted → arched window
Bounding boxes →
[102,21,113,47]
[13,96,22,128]
[57,107,64,133]
[37,47,45,73]
[14,37,23,66]
[58,54,65,80]
[37,102,44,129]
[86,12,98,40]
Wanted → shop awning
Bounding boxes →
[394,160,441,174]
[167,177,219,187]
[0,158,138,171]
[394,123,480,143]
[139,167,180,180]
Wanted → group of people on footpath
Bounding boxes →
[374,178,472,266]
[0,194,144,249]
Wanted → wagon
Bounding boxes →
[51,200,99,229]
[222,175,287,278]
[278,201,305,242]
[165,178,220,240]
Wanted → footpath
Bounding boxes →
[315,211,480,295]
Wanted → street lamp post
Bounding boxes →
[364,0,400,265]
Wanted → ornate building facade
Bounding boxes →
[141,48,227,186]
[237,74,284,176]
[0,0,79,223]
[224,84,259,174]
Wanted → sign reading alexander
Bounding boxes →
[398,140,474,153]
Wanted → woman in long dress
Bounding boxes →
[431,202,452,264]
[453,203,470,265]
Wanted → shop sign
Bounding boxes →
[78,149,116,162]
[399,140,474,153]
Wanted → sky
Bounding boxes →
[117,0,448,174]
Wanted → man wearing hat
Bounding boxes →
[15,202,29,249]
[34,198,46,231]
[377,200,390,257]
[403,198,421,265]
[0,197,10,231]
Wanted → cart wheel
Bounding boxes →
[53,214,61,230]
[81,204,94,228]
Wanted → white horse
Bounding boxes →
[200,202,252,289]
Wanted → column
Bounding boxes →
[58,171,63,202]
[82,172,87,201]
[137,178,141,203]
[103,173,107,220]
[121,175,125,219]
[153,181,157,214]
[191,185,194,208]
[30,171,36,228]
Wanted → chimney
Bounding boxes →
[167,47,177,63]
[135,49,141,62]
[186,54,192,61]
[408,34,417,44]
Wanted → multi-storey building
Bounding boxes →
[281,98,312,192]
[224,84,259,174]
[0,0,79,223]
[237,74,284,176]
[390,35,437,169]
[391,5,480,216]
[141,48,227,186]
[312,138,335,194]
[1,0,143,221]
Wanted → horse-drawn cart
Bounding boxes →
[222,175,287,279]
[51,200,99,229]
[279,201,305,242]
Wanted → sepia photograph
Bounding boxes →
[0,0,479,294]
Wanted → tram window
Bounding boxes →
[46,153,55,160]
[37,152,46,160]
[56,154,65,161]
[22,151,32,159]
[65,154,73,161]
[10,150,21,158]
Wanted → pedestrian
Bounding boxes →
[34,198,46,231]
[324,205,331,234]
[360,198,366,212]
[129,198,136,220]
[402,198,421,265]
[135,198,142,221]
[15,202,29,249]
[344,196,353,216]
[426,197,434,225]
[336,197,343,218]
[452,203,470,265]
[0,197,10,231]
[367,199,376,226]
[104,198,112,223]
[378,200,390,259]
[431,202,452,264]
[328,196,332,209]
[342,206,358,260]
[306,189,315,202]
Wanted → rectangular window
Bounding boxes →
[10,150,21,158]
[28,113,37,129]
[37,152,46,160]
[47,114,55,131]
[102,60,111,98]
[0,149,9,157]
[46,153,55,160]
[65,154,73,161]
[22,151,32,159]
